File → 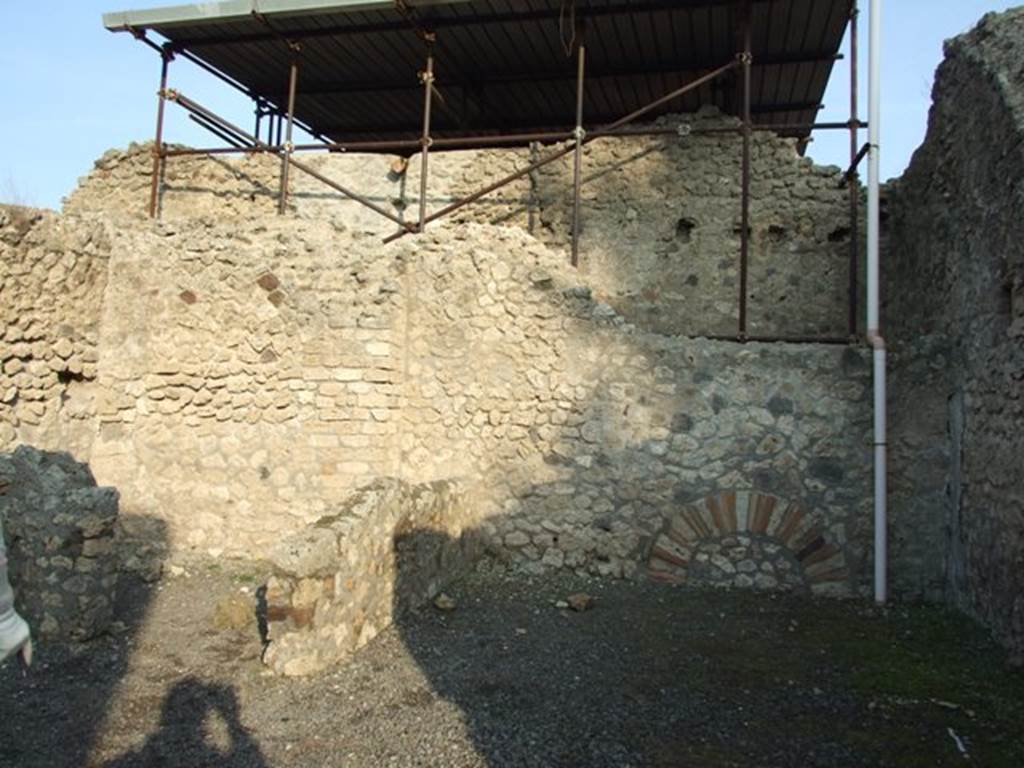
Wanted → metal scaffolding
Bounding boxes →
[131,1,866,347]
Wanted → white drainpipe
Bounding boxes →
[867,0,887,604]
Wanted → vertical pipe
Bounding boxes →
[867,0,886,604]
[278,60,299,215]
[148,49,171,219]
[571,31,586,268]
[738,1,752,335]
[418,47,435,232]
[848,0,860,337]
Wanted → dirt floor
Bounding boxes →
[1,558,1022,768]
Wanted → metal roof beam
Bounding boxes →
[314,103,823,136]
[167,0,764,49]
[270,53,841,98]
[104,0,473,32]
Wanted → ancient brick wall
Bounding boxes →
[886,9,1024,654]
[0,446,120,641]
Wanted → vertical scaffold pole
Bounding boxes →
[848,0,860,337]
[418,38,436,232]
[148,46,172,219]
[278,58,299,215]
[528,141,540,234]
[571,25,586,268]
[738,1,753,336]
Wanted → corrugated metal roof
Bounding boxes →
[105,0,852,145]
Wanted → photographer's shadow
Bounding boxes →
[103,677,267,768]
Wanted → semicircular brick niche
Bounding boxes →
[647,491,849,596]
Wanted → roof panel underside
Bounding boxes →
[122,0,852,145]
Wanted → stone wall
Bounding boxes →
[522,111,856,337]
[88,217,409,554]
[0,446,120,641]
[886,9,1024,654]
[1,208,873,594]
[262,477,480,676]
[0,206,110,457]
[400,225,871,594]
[65,109,859,339]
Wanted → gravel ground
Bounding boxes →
[1,558,1022,768]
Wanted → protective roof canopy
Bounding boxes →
[105,0,853,145]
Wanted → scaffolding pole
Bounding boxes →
[166,89,414,230]
[571,27,586,268]
[848,0,860,337]
[278,60,299,214]
[382,59,738,244]
[148,47,172,219]
[738,1,753,336]
[418,40,435,231]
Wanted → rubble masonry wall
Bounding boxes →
[2,111,875,595]
[65,110,860,339]
[886,9,1024,653]
[2,209,873,593]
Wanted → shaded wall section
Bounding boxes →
[400,226,871,594]
[886,9,1024,653]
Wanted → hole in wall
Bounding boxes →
[828,226,851,243]
[57,370,85,385]
[768,224,787,243]
[675,217,696,243]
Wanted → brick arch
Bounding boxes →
[647,491,849,595]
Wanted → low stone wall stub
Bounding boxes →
[261,477,481,677]
[0,446,120,641]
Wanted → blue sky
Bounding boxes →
[0,1,1018,210]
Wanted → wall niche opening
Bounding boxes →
[676,217,697,243]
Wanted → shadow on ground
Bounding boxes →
[392,529,1024,768]
[0,448,267,768]
[0,540,270,768]
[101,678,267,768]
[2,520,1022,767]
[0,450,168,768]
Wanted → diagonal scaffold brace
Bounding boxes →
[381,58,739,245]
[161,89,416,232]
